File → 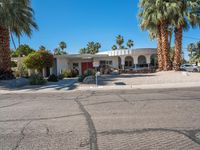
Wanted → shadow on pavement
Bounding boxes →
[0,78,78,91]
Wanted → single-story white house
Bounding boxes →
[44,48,157,77]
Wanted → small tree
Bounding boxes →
[24,50,54,73]
[15,44,35,57]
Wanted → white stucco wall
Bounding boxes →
[93,56,119,68]
[56,58,69,75]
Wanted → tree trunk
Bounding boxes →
[173,27,183,71]
[160,20,171,71]
[157,25,163,71]
[0,26,11,72]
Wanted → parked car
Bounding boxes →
[180,64,198,72]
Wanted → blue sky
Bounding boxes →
[12,0,200,59]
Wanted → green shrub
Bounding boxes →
[47,74,58,82]
[62,69,78,78]
[58,74,64,80]
[78,75,84,82]
[84,69,95,77]
[29,74,47,85]
[11,61,17,68]
[62,69,73,78]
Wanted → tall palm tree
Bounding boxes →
[139,0,180,71]
[0,0,38,77]
[127,40,134,49]
[187,43,196,61]
[59,41,67,51]
[116,35,124,49]
[173,0,200,71]
[139,8,163,70]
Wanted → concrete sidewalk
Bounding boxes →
[76,81,200,91]
[0,80,200,94]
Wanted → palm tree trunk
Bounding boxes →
[160,20,171,71]
[0,26,11,72]
[173,27,182,71]
[18,37,21,47]
[157,25,163,71]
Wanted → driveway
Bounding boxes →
[0,88,200,149]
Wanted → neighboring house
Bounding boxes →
[47,48,156,76]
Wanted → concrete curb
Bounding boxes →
[0,81,200,94]
[76,82,200,91]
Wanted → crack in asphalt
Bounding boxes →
[85,100,122,106]
[12,121,32,150]
[74,93,99,150]
[117,94,135,106]
[116,94,200,103]
[0,113,83,122]
[98,128,200,145]
[0,102,23,109]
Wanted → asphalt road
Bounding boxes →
[0,87,200,150]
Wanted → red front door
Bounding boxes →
[81,62,93,75]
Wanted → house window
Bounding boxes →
[73,63,79,68]
[100,60,112,66]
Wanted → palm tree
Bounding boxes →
[39,45,46,51]
[54,48,62,55]
[116,35,124,49]
[139,0,179,71]
[80,48,88,54]
[139,16,163,70]
[59,41,67,51]
[173,0,200,71]
[187,43,196,61]
[127,40,134,49]
[0,0,38,76]
[112,45,117,50]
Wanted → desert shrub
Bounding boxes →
[71,69,78,77]
[47,74,58,82]
[58,74,64,80]
[84,69,95,77]
[62,69,73,78]
[14,60,28,78]
[62,69,78,78]
[78,75,84,82]
[11,61,17,68]
[24,50,54,72]
[29,74,47,85]
[0,69,15,80]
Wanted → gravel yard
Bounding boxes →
[79,71,200,87]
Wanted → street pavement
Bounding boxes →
[0,87,200,150]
